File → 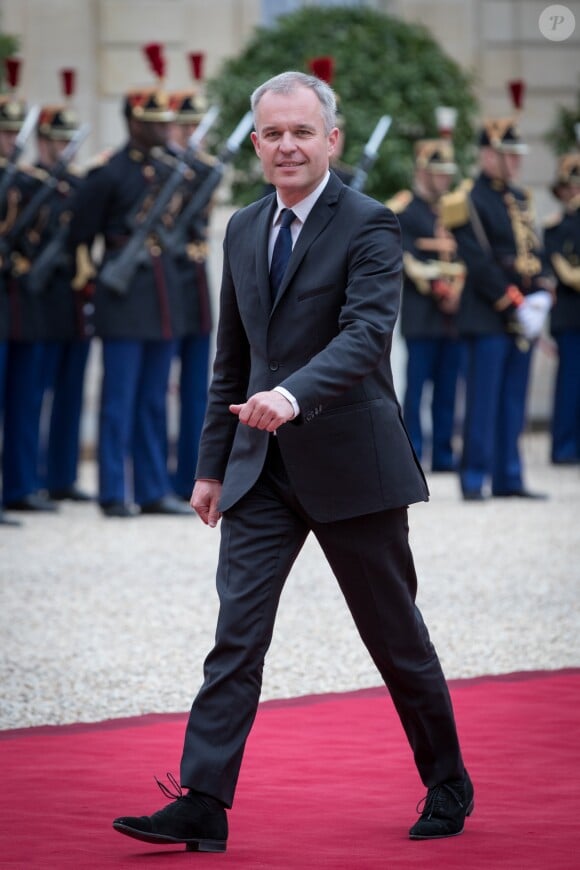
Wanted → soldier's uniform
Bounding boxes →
[167,90,214,499]
[544,154,580,464]
[441,117,554,499]
[0,89,28,523]
[27,104,93,502]
[69,88,190,516]
[1,108,62,512]
[389,138,465,471]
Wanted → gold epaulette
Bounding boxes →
[542,211,563,230]
[439,179,474,229]
[385,189,412,214]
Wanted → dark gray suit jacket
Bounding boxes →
[196,171,428,522]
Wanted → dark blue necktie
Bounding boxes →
[269,208,296,303]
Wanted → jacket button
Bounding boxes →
[269,361,279,372]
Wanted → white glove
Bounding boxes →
[515,291,552,341]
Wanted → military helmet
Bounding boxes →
[414,139,457,174]
[124,43,174,123]
[477,79,528,154]
[0,56,26,132]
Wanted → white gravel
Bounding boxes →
[1,431,578,730]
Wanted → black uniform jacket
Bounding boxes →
[451,172,552,337]
[69,144,183,341]
[544,202,580,334]
[396,192,460,339]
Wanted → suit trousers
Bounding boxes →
[180,436,464,806]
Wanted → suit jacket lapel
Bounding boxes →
[255,194,276,315]
[272,173,343,311]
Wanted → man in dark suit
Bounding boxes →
[113,70,472,851]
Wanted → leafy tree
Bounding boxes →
[545,91,580,154]
[206,5,478,204]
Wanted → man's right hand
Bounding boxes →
[190,479,222,528]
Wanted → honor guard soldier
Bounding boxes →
[29,71,94,503]
[1,62,61,513]
[441,81,555,500]
[167,53,214,500]
[68,44,191,517]
[544,147,580,464]
[388,112,465,472]
[0,58,29,524]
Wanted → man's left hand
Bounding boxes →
[230,390,295,431]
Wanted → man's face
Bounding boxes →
[132,119,170,150]
[426,170,454,197]
[251,85,338,205]
[169,121,199,151]
[481,146,522,183]
[0,130,18,159]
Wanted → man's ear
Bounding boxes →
[251,130,261,158]
[327,126,339,158]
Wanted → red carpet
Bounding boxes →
[1,669,578,869]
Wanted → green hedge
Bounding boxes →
[206,6,478,204]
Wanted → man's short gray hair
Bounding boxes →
[251,71,337,135]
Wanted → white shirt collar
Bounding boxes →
[272,170,331,227]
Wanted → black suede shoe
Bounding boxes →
[409,770,474,840]
[113,775,227,852]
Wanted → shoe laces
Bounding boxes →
[155,771,185,801]
[416,782,465,819]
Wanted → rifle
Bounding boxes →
[349,115,392,193]
[26,209,74,294]
[0,104,41,215]
[160,110,254,258]
[0,122,90,265]
[121,105,221,234]
[100,110,253,295]
[98,105,222,295]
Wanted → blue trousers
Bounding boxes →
[460,334,532,496]
[2,341,45,503]
[99,339,175,506]
[551,331,580,463]
[39,340,91,491]
[403,337,463,470]
[172,334,211,498]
